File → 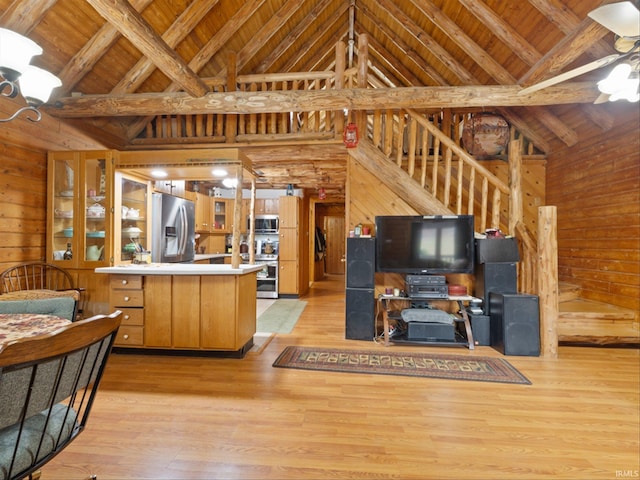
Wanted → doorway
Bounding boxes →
[310,199,345,282]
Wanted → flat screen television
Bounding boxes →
[375,215,475,274]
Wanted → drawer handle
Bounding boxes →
[122,280,128,285]
[123,334,129,340]
[124,314,130,320]
[124,296,130,302]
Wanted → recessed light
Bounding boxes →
[222,178,238,188]
[150,169,168,178]
[212,168,227,177]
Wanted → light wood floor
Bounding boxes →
[44,275,639,480]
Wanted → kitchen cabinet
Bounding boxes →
[103,270,257,354]
[110,274,144,347]
[113,172,151,264]
[47,150,114,268]
[195,192,211,232]
[255,198,279,215]
[278,196,308,296]
[211,199,232,232]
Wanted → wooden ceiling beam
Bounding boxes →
[217,0,308,78]
[375,0,476,85]
[47,82,600,118]
[459,0,541,67]
[54,0,154,97]
[358,8,447,86]
[111,0,219,94]
[86,0,208,97]
[519,16,610,87]
[124,0,266,140]
[254,0,338,74]
[410,0,577,147]
[0,0,56,35]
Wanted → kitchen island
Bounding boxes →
[96,263,263,357]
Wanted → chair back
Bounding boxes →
[0,263,75,293]
[0,311,121,480]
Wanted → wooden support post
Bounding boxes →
[334,41,345,139]
[537,206,559,358]
[225,52,238,143]
[248,178,256,264]
[508,138,523,234]
[356,33,368,127]
[231,166,243,269]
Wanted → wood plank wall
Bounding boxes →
[546,107,640,313]
[0,97,105,270]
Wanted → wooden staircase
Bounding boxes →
[558,283,639,345]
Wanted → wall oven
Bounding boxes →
[251,215,279,234]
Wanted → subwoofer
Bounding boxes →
[475,262,517,314]
[489,293,540,356]
[345,288,376,340]
[346,237,375,289]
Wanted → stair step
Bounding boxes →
[558,299,639,344]
[558,282,581,302]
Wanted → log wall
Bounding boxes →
[0,97,105,270]
[546,107,640,313]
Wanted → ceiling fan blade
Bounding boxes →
[518,54,621,95]
[588,1,640,38]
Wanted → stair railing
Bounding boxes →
[366,108,511,233]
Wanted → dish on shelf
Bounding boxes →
[59,190,73,197]
[87,231,105,238]
[63,228,73,237]
[88,195,105,202]
[122,227,143,235]
[54,209,73,218]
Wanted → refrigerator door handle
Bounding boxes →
[179,204,187,255]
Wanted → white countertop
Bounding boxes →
[193,253,231,261]
[95,263,263,276]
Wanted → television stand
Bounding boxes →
[377,294,479,349]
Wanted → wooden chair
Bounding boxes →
[0,310,122,480]
[0,262,84,319]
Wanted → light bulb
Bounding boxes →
[598,63,632,94]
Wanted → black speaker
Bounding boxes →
[489,293,540,356]
[475,263,517,314]
[345,288,375,340]
[468,312,490,346]
[346,237,375,289]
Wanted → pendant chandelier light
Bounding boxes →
[0,28,61,123]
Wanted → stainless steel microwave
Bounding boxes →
[250,215,279,233]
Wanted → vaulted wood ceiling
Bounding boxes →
[1,0,637,193]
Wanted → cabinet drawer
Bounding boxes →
[110,275,143,289]
[119,308,144,326]
[111,289,144,307]
[114,326,143,346]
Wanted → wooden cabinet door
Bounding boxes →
[195,192,210,232]
[279,227,298,260]
[264,198,279,214]
[200,276,237,349]
[278,196,298,228]
[172,276,201,348]
[279,260,298,294]
[144,276,172,347]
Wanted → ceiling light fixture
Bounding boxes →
[222,178,238,188]
[597,55,640,102]
[0,28,61,123]
[211,168,228,177]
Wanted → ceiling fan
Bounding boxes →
[519,1,640,102]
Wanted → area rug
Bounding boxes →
[257,299,307,334]
[249,332,276,354]
[273,346,531,385]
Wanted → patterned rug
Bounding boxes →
[273,346,531,385]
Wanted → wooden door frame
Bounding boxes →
[308,197,345,284]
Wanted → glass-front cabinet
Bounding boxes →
[114,172,151,264]
[47,151,115,267]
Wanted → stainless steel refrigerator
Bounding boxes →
[151,193,195,263]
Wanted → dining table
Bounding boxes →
[0,313,71,346]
